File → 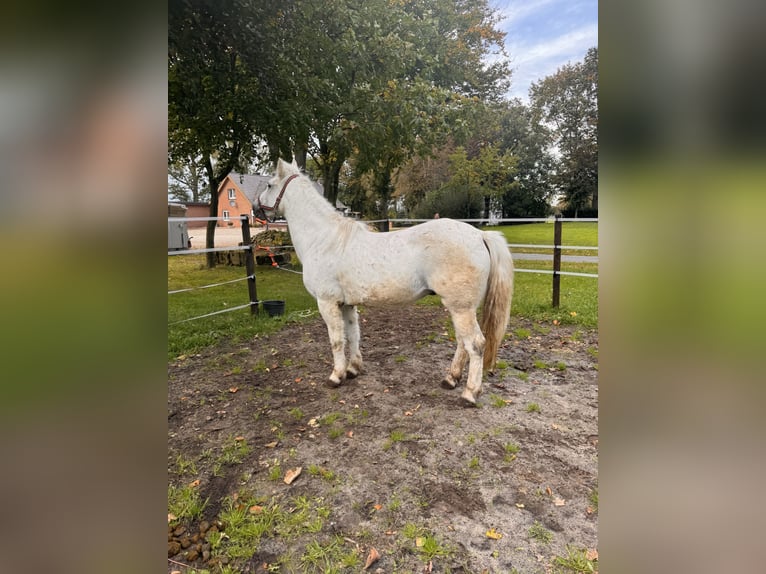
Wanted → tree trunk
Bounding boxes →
[204,154,220,269]
[294,136,308,171]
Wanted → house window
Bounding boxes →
[222,210,230,221]
[228,188,236,200]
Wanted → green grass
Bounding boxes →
[552,545,598,573]
[168,483,208,522]
[486,222,598,255]
[528,521,554,544]
[526,402,541,413]
[168,255,317,359]
[485,222,598,326]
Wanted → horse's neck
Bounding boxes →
[281,179,341,258]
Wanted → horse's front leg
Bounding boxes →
[317,299,347,387]
[342,305,363,378]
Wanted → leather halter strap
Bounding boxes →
[258,173,299,215]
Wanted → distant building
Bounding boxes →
[216,172,271,227]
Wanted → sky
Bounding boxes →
[490,0,598,102]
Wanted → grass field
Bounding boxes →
[486,221,599,255]
[168,222,598,358]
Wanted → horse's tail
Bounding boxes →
[480,231,514,371]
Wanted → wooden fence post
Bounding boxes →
[240,215,259,315]
[552,215,562,308]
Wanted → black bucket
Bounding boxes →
[262,300,285,317]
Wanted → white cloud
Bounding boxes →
[496,0,558,27]
[506,22,598,101]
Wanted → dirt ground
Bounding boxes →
[168,305,598,573]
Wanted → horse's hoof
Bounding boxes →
[460,389,478,407]
[459,396,478,408]
[345,368,359,380]
[326,376,343,388]
[441,378,457,390]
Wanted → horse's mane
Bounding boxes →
[289,169,370,249]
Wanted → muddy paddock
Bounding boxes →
[168,305,598,573]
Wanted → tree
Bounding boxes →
[530,47,598,216]
[169,0,275,267]
[168,156,210,203]
[494,100,555,217]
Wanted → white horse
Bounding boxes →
[256,159,514,405]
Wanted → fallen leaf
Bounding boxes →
[229,386,238,393]
[234,436,245,441]
[586,506,595,515]
[586,548,598,561]
[346,430,354,438]
[249,505,264,514]
[188,479,200,488]
[283,467,302,485]
[339,399,346,404]
[384,530,397,535]
[486,528,503,540]
[553,497,566,506]
[264,441,278,448]
[404,411,413,416]
[546,487,553,496]
[373,504,383,511]
[570,311,577,317]
[168,513,177,523]
[363,547,380,570]
[295,377,303,383]
[415,537,425,548]
[171,571,182,574]
[553,319,559,325]
[515,503,525,509]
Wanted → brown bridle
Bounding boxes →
[256,173,299,221]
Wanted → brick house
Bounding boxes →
[216,172,271,228]
[185,202,211,228]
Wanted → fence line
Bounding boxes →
[168,245,251,256]
[168,215,597,324]
[508,243,597,251]
[169,301,257,325]
[168,275,254,295]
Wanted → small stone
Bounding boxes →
[199,520,210,534]
[190,532,200,543]
[168,541,181,557]
[202,550,210,561]
[180,537,192,549]
[173,525,186,537]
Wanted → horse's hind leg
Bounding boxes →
[447,307,486,405]
[441,342,467,390]
[342,305,363,378]
[317,298,347,387]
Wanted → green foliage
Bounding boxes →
[530,47,598,216]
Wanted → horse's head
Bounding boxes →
[255,158,301,221]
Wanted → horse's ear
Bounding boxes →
[276,158,289,178]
